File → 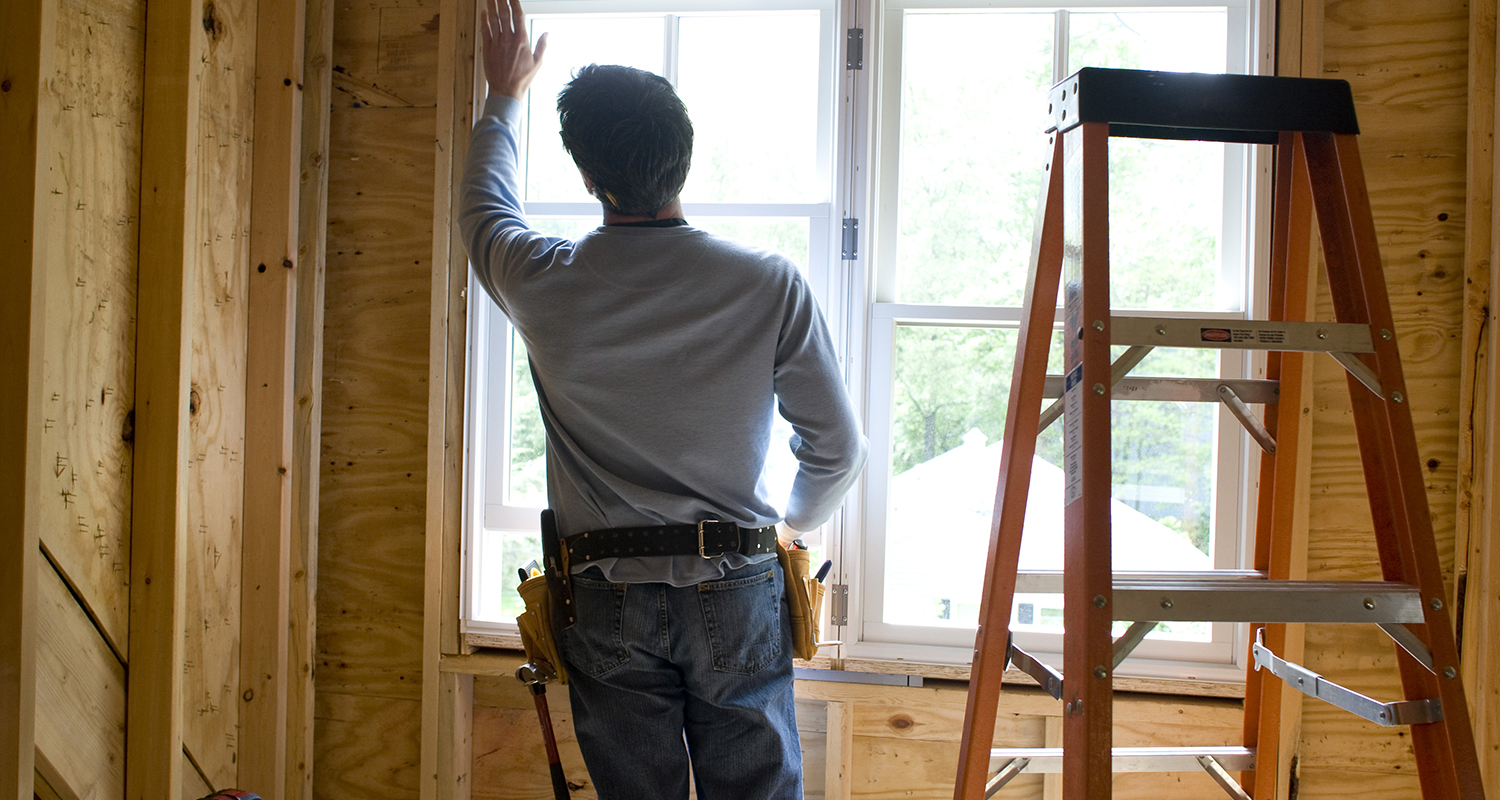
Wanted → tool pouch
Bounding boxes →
[777,542,826,661]
[516,572,569,685]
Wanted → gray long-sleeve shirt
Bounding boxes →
[460,94,867,586]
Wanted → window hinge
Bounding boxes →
[829,583,849,626]
[846,28,864,69]
[841,218,859,260]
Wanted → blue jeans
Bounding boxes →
[560,560,802,800]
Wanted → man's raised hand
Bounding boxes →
[481,0,547,100]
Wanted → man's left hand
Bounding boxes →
[481,0,548,100]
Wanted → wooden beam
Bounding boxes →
[128,0,201,793]
[0,0,51,795]
[285,0,334,795]
[1460,0,1500,784]
[422,0,477,796]
[241,0,307,790]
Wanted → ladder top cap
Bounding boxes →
[1048,67,1360,144]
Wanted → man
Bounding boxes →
[461,1,867,797]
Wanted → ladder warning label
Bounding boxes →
[1063,365,1084,506]
[1201,327,1287,344]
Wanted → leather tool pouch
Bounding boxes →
[514,509,571,685]
[515,572,568,685]
[777,542,827,661]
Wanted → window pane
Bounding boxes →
[1067,10,1235,312]
[677,12,824,203]
[476,528,542,622]
[884,325,1214,637]
[896,12,1055,306]
[507,328,548,508]
[692,218,810,272]
[524,16,665,202]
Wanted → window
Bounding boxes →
[463,0,844,630]
[462,0,1274,683]
[852,0,1271,680]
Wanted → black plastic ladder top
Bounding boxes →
[1047,67,1360,144]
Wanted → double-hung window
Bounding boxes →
[463,0,1274,684]
[463,0,845,631]
[851,0,1272,681]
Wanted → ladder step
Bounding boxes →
[1110,316,1373,352]
[1012,573,1424,623]
[1041,376,1280,404]
[988,746,1255,774]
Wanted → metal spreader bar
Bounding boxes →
[984,747,1257,799]
[1253,630,1444,727]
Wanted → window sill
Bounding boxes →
[453,632,1243,699]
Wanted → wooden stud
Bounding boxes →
[824,701,853,800]
[423,0,478,796]
[240,0,307,790]
[1460,0,1500,790]
[0,0,50,795]
[128,0,201,793]
[285,0,335,794]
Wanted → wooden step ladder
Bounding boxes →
[952,68,1487,800]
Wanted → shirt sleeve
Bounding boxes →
[459,93,569,312]
[774,276,869,531]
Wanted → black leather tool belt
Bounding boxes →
[565,520,779,562]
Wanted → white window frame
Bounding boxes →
[461,0,852,638]
[841,0,1277,683]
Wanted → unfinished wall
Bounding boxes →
[314,0,441,795]
[1298,0,1474,794]
[22,0,262,794]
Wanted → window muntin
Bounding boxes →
[858,0,1261,676]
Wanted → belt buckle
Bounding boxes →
[697,520,738,558]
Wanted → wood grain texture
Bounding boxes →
[316,0,437,783]
[128,0,203,789]
[331,0,440,109]
[37,0,147,661]
[314,691,424,798]
[0,0,50,792]
[1301,0,1474,796]
[180,0,257,785]
[287,0,335,793]
[240,0,306,785]
[34,557,126,800]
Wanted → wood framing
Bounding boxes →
[422,0,478,795]
[286,0,335,793]
[0,0,51,795]
[240,0,306,788]
[1460,0,1499,788]
[128,0,202,793]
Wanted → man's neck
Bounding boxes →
[602,198,685,226]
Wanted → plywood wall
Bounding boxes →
[1299,0,1473,794]
[24,0,262,792]
[315,0,441,794]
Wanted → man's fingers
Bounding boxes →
[533,31,548,66]
[508,0,525,36]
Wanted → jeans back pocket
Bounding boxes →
[560,573,631,677]
[697,566,782,674]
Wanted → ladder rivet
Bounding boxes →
[1155,324,1167,335]
[1381,328,1393,340]
[1363,598,1376,609]
[1444,666,1457,679]
[1317,329,1327,339]
[1093,667,1107,679]
[1429,597,1443,610]
[1092,319,1105,332]
[1392,391,1405,403]
[1093,383,1105,395]
[1161,598,1173,610]
[1093,594,1106,607]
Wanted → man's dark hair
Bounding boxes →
[557,64,694,217]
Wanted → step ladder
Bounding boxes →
[952,68,1487,800]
